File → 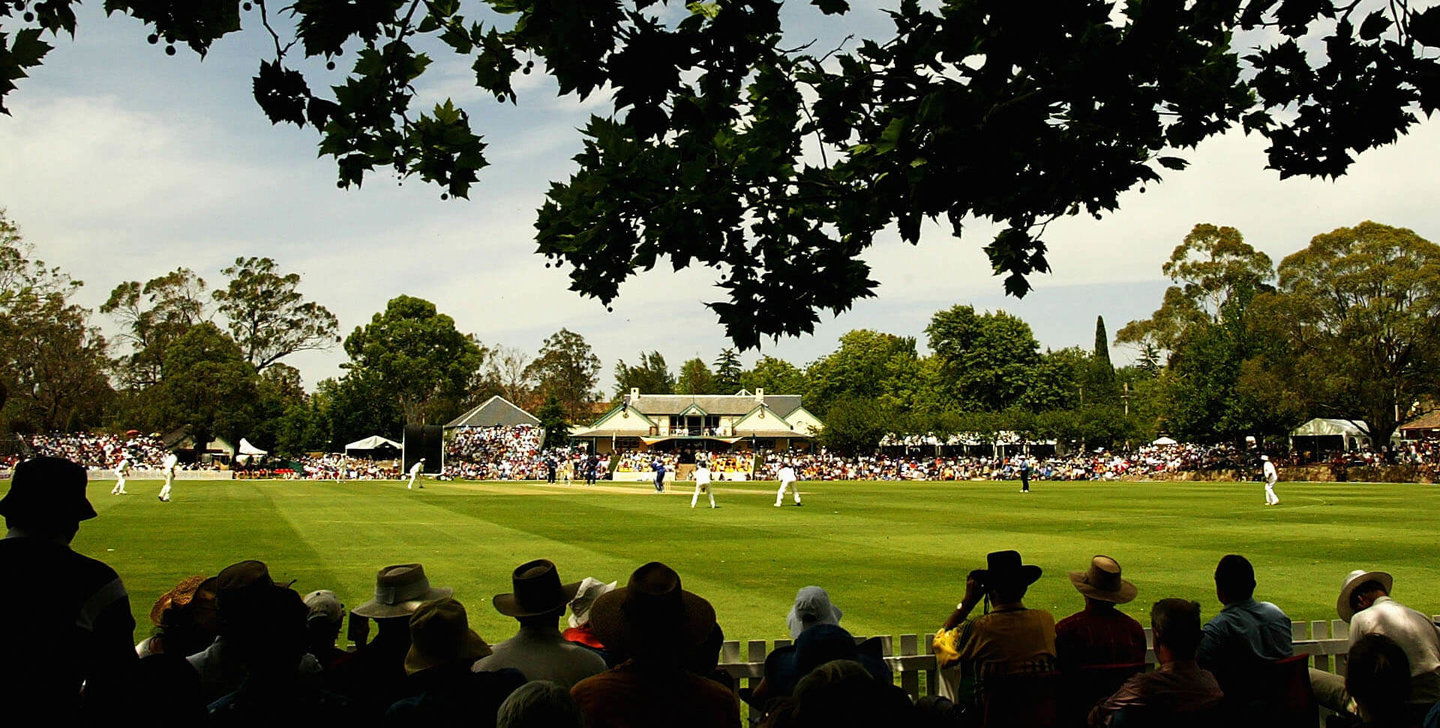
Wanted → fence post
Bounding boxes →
[899,634,920,698]
[1311,621,1331,673]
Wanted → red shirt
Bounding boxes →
[1055,604,1147,672]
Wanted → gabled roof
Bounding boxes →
[677,403,709,417]
[626,394,804,417]
[445,395,540,428]
[1400,411,1440,432]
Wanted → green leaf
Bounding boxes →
[875,117,906,154]
[1157,156,1189,170]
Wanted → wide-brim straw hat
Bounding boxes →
[150,575,211,626]
[588,562,716,654]
[353,563,453,619]
[977,550,1043,588]
[493,559,583,618]
[0,457,95,523]
[1337,569,1394,623]
[567,577,618,629]
[1068,556,1138,604]
[405,597,492,675]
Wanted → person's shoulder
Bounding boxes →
[1256,600,1291,620]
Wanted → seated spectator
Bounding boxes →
[0,457,138,722]
[206,584,356,724]
[935,549,1057,709]
[1346,634,1421,728]
[786,586,843,639]
[474,559,608,686]
[1325,570,1440,711]
[751,624,892,710]
[303,590,348,671]
[130,653,206,724]
[571,561,741,728]
[188,560,317,703]
[1196,554,1292,704]
[768,659,915,728]
[330,563,453,720]
[562,576,618,658]
[385,597,525,725]
[1088,599,1223,727]
[1057,556,1146,725]
[139,574,218,658]
[497,680,586,728]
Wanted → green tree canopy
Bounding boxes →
[8,2,1435,347]
[1262,221,1440,446]
[213,256,340,370]
[740,355,806,397]
[926,305,1040,411]
[805,329,921,415]
[343,295,487,425]
[614,350,674,396]
[713,348,743,394]
[155,322,260,451]
[525,328,601,421]
[535,393,571,449]
[102,268,210,387]
[675,357,716,395]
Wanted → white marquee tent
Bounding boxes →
[1288,418,1375,451]
[344,435,402,452]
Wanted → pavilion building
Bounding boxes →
[569,388,822,455]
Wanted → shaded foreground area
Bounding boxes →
[44,478,1440,642]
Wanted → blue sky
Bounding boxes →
[2,3,1437,390]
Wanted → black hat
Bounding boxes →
[0,457,95,523]
[493,559,583,618]
[977,550,1043,588]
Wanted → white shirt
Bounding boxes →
[1350,595,1440,678]
[779,466,797,482]
[115,460,130,475]
[162,454,178,471]
[410,462,423,475]
[695,467,711,485]
[1263,461,1278,483]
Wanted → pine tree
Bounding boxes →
[713,348,742,394]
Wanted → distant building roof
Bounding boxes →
[626,393,804,418]
[1400,411,1440,433]
[445,396,541,428]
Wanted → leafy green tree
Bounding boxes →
[102,268,210,387]
[713,348,743,394]
[486,345,535,408]
[344,295,486,425]
[1019,347,1088,412]
[213,256,340,370]
[1083,316,1120,405]
[154,322,259,452]
[805,330,921,415]
[675,358,716,395]
[1118,224,1279,441]
[525,328,601,421]
[245,363,308,453]
[613,350,674,396]
[272,397,329,457]
[9,3,1433,346]
[535,394,571,449]
[740,355,806,396]
[1262,221,1440,446]
[816,397,891,455]
[926,305,1040,411]
[315,370,403,451]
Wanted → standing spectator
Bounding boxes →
[1197,554,1292,707]
[1088,599,1223,727]
[475,559,607,687]
[571,562,740,728]
[0,457,138,722]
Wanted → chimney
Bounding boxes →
[755,388,764,403]
[629,387,640,404]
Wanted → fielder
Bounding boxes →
[157,452,178,502]
[111,454,131,495]
[774,461,802,507]
[407,458,426,489]
[691,460,716,509]
[1262,455,1279,506]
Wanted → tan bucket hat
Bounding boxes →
[404,598,492,674]
[352,564,453,619]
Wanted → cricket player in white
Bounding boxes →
[775,461,802,507]
[158,452,178,502]
[1262,454,1279,505]
[111,455,131,495]
[407,458,425,489]
[691,461,716,509]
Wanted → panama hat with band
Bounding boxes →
[1337,569,1394,623]
[353,563,453,619]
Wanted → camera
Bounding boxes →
[968,568,987,590]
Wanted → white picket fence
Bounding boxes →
[715,617,1418,701]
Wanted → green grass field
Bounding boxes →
[19,477,1440,643]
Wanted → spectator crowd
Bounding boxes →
[8,454,1440,727]
[27,431,172,469]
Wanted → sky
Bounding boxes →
[1,3,1438,392]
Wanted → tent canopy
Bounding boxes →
[1151,436,1178,446]
[1290,418,1369,438]
[345,435,401,451]
[238,438,268,456]
[445,395,541,428]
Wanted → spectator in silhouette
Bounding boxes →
[474,559,607,687]
[571,561,740,727]
[0,456,137,722]
[1089,598,1223,727]
[769,659,915,728]
[1346,634,1420,728]
[1057,556,1145,672]
[938,549,1056,707]
[385,597,525,725]
[303,590,348,671]
[206,584,355,724]
[497,680,585,728]
[188,560,318,703]
[330,563,453,720]
[1196,554,1292,704]
[138,574,218,658]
